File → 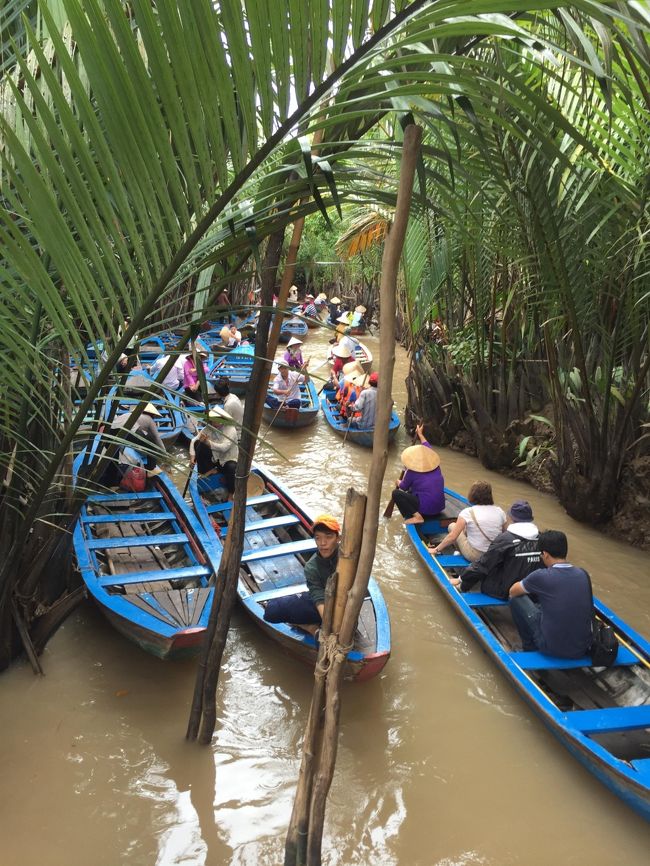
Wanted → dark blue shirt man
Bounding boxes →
[509,530,592,658]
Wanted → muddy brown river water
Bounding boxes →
[1,332,649,865]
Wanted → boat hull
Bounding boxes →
[320,394,400,447]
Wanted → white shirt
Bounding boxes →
[149,354,183,390]
[459,504,507,552]
[272,371,305,402]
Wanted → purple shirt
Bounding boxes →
[183,358,207,388]
[283,348,304,369]
[399,459,445,515]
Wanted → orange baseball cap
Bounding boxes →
[313,514,341,533]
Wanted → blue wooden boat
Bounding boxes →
[262,378,320,428]
[407,489,650,821]
[104,384,185,446]
[327,338,372,372]
[72,445,220,660]
[136,335,167,363]
[189,464,390,681]
[320,393,400,447]
[291,305,326,328]
[279,316,309,343]
[208,344,255,396]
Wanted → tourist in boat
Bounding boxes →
[327,295,341,324]
[262,513,341,634]
[266,360,309,409]
[327,342,355,388]
[183,350,208,402]
[149,351,184,390]
[229,323,242,345]
[302,294,319,319]
[509,530,592,658]
[390,425,445,524]
[213,378,244,440]
[108,402,166,482]
[283,337,306,369]
[351,305,367,329]
[218,325,239,349]
[450,500,540,598]
[429,481,506,562]
[189,405,238,494]
[350,372,378,429]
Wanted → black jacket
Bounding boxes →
[460,529,541,600]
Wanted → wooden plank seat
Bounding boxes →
[462,592,509,607]
[87,491,163,503]
[206,493,279,515]
[99,564,211,588]
[434,553,470,567]
[509,647,639,670]
[565,704,650,733]
[82,511,174,524]
[241,538,317,563]
[222,514,300,536]
[87,533,188,550]
[249,583,308,603]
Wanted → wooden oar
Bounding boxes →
[383,470,404,518]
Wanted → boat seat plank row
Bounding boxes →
[565,704,650,733]
[222,514,300,536]
[206,493,279,515]
[86,491,163,503]
[249,583,309,603]
[87,532,188,550]
[82,511,174,524]
[98,564,211,588]
[241,538,317,563]
[509,647,639,670]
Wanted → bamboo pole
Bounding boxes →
[285,123,422,866]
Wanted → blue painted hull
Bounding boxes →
[320,394,400,447]
[262,379,320,428]
[279,317,309,343]
[104,383,185,445]
[208,345,255,396]
[189,464,391,680]
[407,493,650,821]
[72,447,221,660]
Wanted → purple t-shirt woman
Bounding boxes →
[399,443,445,515]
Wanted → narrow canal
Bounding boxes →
[1,331,649,865]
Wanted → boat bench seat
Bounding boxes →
[462,592,508,607]
[248,583,308,603]
[434,554,470,567]
[206,493,278,514]
[99,564,211,588]
[87,532,187,550]
[86,491,163,503]
[241,538,317,563]
[631,758,650,781]
[509,646,639,670]
[565,704,650,733]
[420,517,460,534]
[222,515,300,536]
[82,511,174,524]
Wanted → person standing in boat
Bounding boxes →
[350,372,379,429]
[263,514,341,634]
[213,378,244,441]
[283,337,306,369]
[266,359,309,409]
[189,406,238,495]
[183,350,208,403]
[509,530,592,658]
[429,481,506,562]
[390,425,445,524]
[450,500,540,598]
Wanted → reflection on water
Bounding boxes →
[1,331,650,865]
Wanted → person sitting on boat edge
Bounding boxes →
[266,359,309,409]
[263,514,341,634]
[283,336,306,370]
[350,372,379,429]
[449,500,540,597]
[509,530,592,658]
[390,425,445,525]
[429,481,506,562]
[189,405,238,495]
[213,378,244,441]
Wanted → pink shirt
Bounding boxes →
[183,358,207,388]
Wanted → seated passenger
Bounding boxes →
[390,425,445,524]
[451,500,539,597]
[429,481,506,562]
[283,337,306,369]
[351,372,378,429]
[263,514,341,634]
[189,406,238,495]
[509,530,592,658]
[266,360,308,409]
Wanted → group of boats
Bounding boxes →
[69,312,650,822]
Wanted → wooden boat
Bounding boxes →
[72,445,220,660]
[262,378,320,428]
[189,464,391,681]
[208,344,255,396]
[134,335,167,363]
[406,491,650,821]
[348,325,367,336]
[291,305,326,329]
[320,393,400,447]
[279,316,309,343]
[104,384,185,446]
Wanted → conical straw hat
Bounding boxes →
[246,473,265,498]
[342,360,364,376]
[143,403,162,417]
[401,444,440,472]
[286,336,304,348]
[330,296,341,304]
[355,305,367,313]
[332,342,353,358]
[350,372,369,388]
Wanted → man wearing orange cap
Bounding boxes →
[263,514,341,632]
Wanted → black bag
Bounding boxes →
[590,616,619,667]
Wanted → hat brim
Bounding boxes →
[401,445,440,472]
[143,402,162,417]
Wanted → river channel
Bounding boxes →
[1,331,649,865]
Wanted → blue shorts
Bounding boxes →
[263,592,321,625]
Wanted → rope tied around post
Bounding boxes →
[314,633,354,677]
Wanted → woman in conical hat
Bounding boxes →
[283,336,306,369]
[389,424,445,524]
